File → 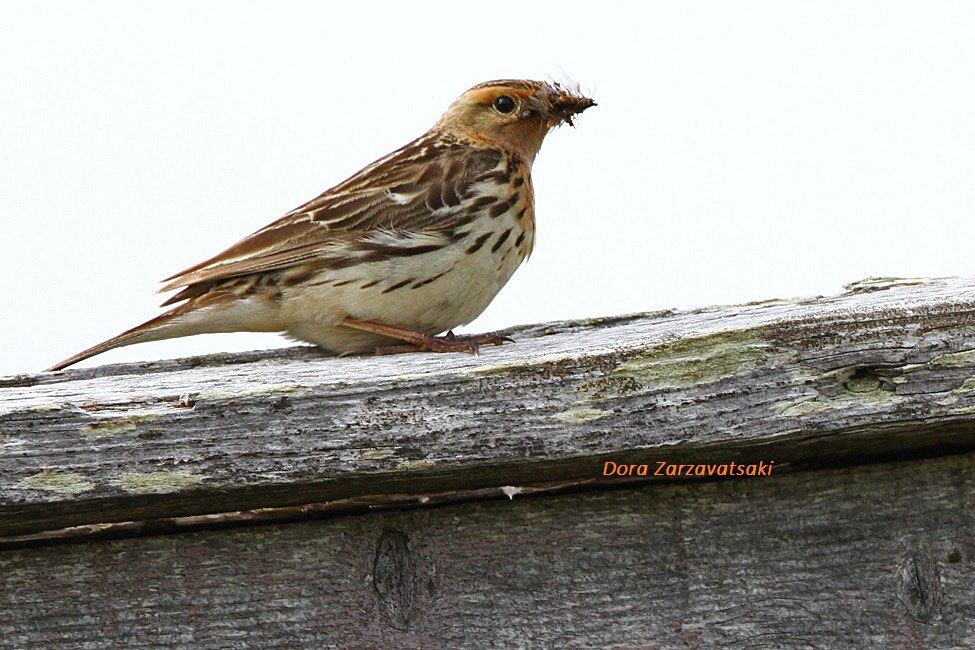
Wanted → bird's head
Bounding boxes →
[436,79,596,163]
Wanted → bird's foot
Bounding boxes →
[338,319,513,357]
[414,330,513,355]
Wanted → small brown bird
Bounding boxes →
[49,79,595,371]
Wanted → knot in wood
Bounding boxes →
[373,530,418,630]
[843,367,890,394]
[897,552,942,623]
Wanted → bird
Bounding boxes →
[48,79,596,371]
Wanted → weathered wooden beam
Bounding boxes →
[2,276,975,542]
[1,453,971,648]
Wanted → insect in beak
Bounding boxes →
[546,86,596,127]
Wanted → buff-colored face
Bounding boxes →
[436,79,595,162]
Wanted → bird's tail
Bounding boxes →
[47,296,282,371]
[47,304,200,371]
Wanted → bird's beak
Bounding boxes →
[544,86,596,127]
[552,97,596,126]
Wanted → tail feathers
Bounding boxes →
[48,293,286,371]
[47,305,196,372]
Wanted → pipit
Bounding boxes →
[49,79,595,371]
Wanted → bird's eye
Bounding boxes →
[493,95,516,114]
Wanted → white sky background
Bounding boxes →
[2,1,974,374]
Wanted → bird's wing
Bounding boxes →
[160,137,506,294]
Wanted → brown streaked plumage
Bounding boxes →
[48,79,595,371]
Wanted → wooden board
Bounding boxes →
[2,277,975,542]
[1,453,971,648]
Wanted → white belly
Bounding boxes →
[279,212,530,352]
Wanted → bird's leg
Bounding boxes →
[338,318,512,356]
[339,318,433,346]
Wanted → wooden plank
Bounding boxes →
[1,453,971,648]
[3,276,975,540]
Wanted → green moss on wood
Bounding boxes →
[397,459,436,470]
[19,471,94,495]
[552,406,612,424]
[612,331,770,389]
[84,414,158,437]
[842,379,897,402]
[845,373,884,393]
[930,349,975,368]
[934,379,975,408]
[114,471,204,494]
[775,368,902,416]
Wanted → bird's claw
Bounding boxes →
[339,332,513,358]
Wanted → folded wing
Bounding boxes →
[160,136,504,298]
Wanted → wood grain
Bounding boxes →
[1,453,971,648]
[3,277,975,541]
